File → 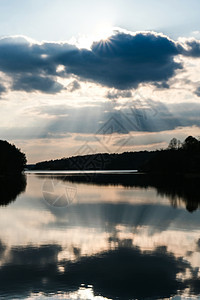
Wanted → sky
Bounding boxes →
[0,0,200,163]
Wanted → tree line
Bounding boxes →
[1,136,198,175]
[141,136,200,173]
[32,136,200,174]
[0,140,26,175]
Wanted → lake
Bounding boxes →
[0,172,200,299]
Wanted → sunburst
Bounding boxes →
[77,22,114,49]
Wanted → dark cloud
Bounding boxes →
[57,31,182,89]
[0,32,200,94]
[179,39,200,57]
[67,79,81,92]
[0,83,6,95]
[0,32,184,93]
[154,81,170,89]
[194,86,200,97]
[0,36,72,94]
[12,74,64,94]
[106,89,132,99]
[0,126,72,140]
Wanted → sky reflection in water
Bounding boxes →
[0,173,200,299]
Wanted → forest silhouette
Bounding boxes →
[0,140,26,175]
[0,140,27,205]
[33,136,200,174]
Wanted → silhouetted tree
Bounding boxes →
[141,136,200,174]
[32,135,200,175]
[168,138,182,150]
[0,140,27,174]
[182,136,199,152]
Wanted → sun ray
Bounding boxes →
[76,22,114,49]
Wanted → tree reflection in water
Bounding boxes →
[0,175,27,206]
[41,173,200,213]
[0,173,200,299]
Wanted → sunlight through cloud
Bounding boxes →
[75,22,114,49]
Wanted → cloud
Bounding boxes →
[1,31,200,94]
[106,89,132,99]
[194,86,200,97]
[11,101,200,139]
[0,126,72,140]
[154,81,170,89]
[0,31,185,94]
[0,83,6,95]
[179,38,200,57]
[0,36,70,94]
[57,31,182,89]
[67,80,81,92]
[74,135,97,142]
[12,74,64,94]
[36,100,179,134]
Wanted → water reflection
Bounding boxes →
[0,174,26,206]
[43,173,200,212]
[0,241,190,300]
[0,173,200,299]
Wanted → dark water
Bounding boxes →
[0,172,200,300]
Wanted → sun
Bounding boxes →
[76,22,114,49]
[93,22,114,41]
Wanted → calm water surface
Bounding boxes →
[0,172,200,299]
